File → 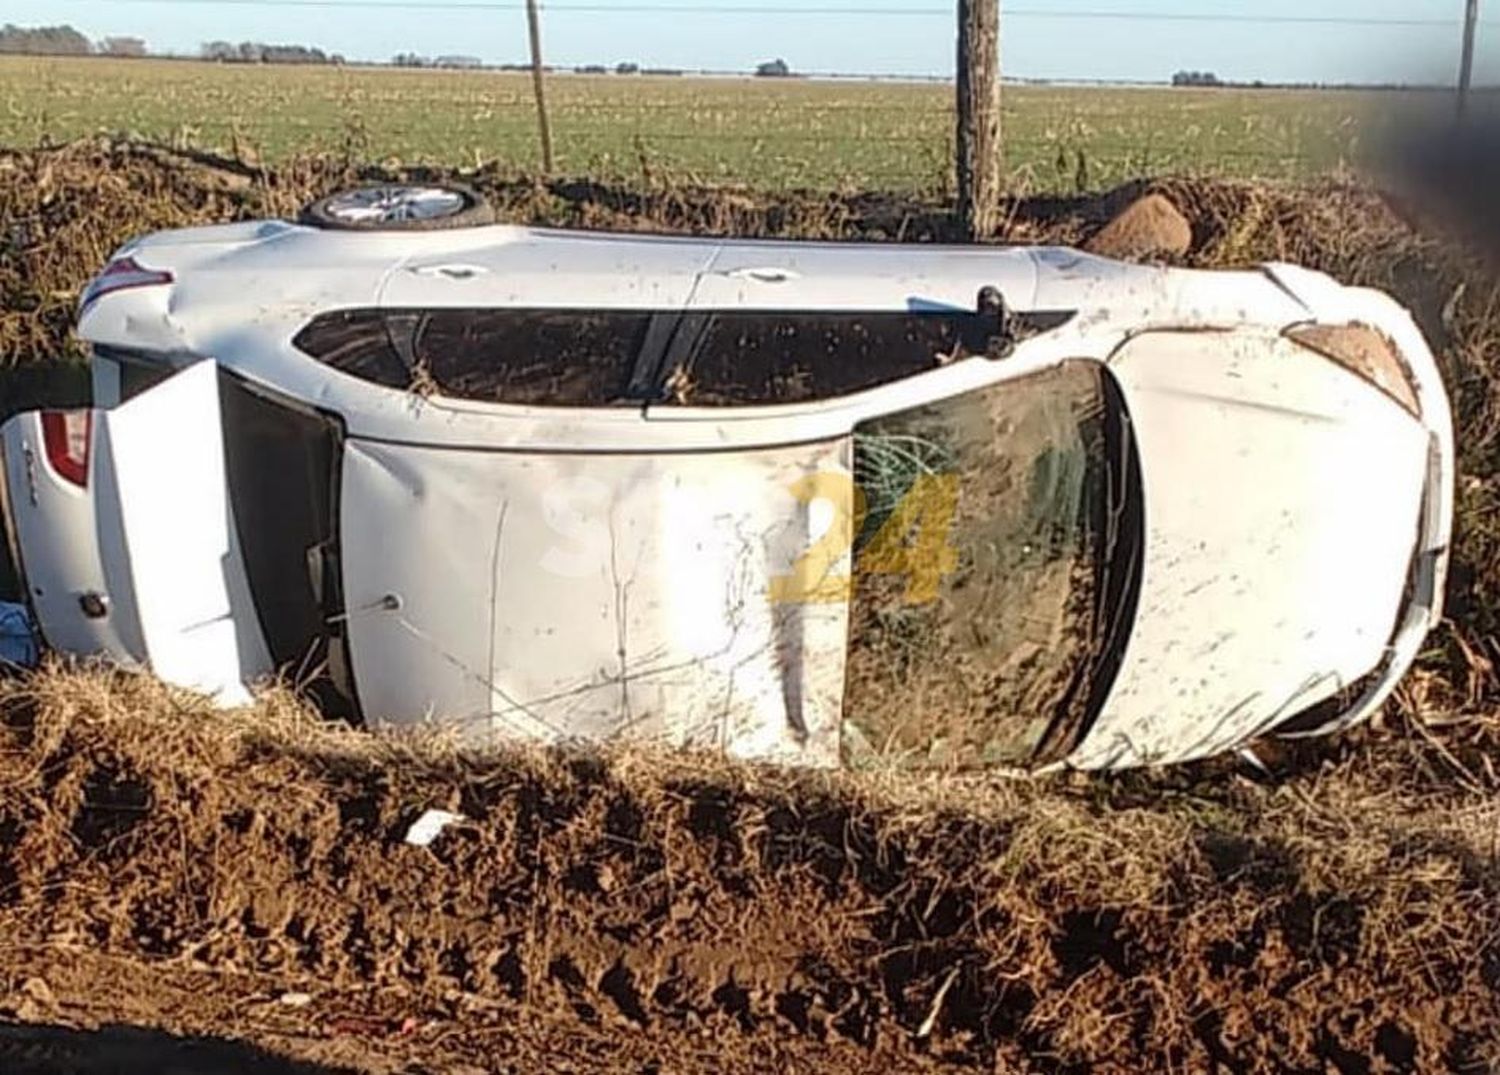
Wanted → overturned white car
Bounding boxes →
[0,185,1453,770]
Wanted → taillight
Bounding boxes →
[79,256,173,314]
[40,411,91,488]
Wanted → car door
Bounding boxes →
[0,361,271,703]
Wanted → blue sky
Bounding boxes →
[18,0,1499,84]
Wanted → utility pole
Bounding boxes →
[526,0,555,173]
[956,0,1001,240]
[1458,0,1480,121]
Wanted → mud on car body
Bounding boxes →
[0,185,1454,771]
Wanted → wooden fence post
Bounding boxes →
[526,0,555,173]
[1458,0,1480,121]
[956,0,1001,240]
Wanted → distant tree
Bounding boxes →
[642,67,683,76]
[100,36,148,57]
[1171,70,1222,87]
[392,52,429,67]
[755,58,792,77]
[575,64,608,74]
[0,23,94,55]
[260,43,328,64]
[615,61,640,74]
[199,40,333,64]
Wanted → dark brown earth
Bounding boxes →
[1,667,1498,1075]
[1,141,1499,1074]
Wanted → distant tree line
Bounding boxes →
[392,53,481,69]
[0,23,95,55]
[0,24,151,56]
[202,41,343,64]
[0,25,794,77]
[0,24,358,64]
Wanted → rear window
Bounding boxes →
[293,307,1000,406]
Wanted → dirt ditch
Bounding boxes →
[1,140,1499,1072]
[1,667,1497,1074]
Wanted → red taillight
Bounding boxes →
[79,256,173,314]
[40,411,91,488]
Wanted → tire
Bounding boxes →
[298,183,496,231]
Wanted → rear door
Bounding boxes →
[1,361,270,702]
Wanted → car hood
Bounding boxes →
[1071,327,1430,768]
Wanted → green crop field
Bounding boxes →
[0,55,1440,192]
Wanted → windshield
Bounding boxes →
[843,360,1140,769]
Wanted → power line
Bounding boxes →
[75,0,1480,27]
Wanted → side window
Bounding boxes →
[414,309,653,405]
[669,311,998,406]
[294,308,655,405]
[118,360,179,403]
[294,308,1018,407]
[290,310,408,389]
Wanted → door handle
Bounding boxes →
[408,263,489,280]
[721,267,800,283]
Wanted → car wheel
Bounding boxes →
[298,183,496,230]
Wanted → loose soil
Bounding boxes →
[1,669,1497,1075]
[2,140,1499,1073]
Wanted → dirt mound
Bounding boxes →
[1,667,1497,1074]
[1083,192,1193,259]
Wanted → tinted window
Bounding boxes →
[843,361,1141,769]
[415,309,652,405]
[293,308,1005,406]
[290,310,408,389]
[670,311,998,406]
[293,308,654,405]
